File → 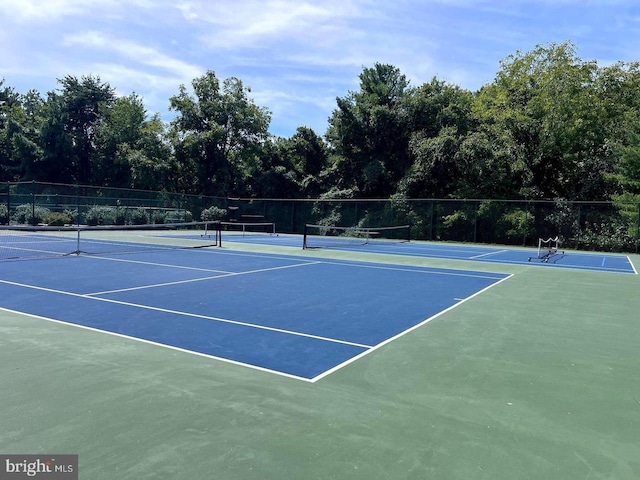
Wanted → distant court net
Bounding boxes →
[218,221,276,245]
[0,221,221,261]
[303,224,411,249]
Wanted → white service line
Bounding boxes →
[0,276,371,350]
[85,260,324,295]
[470,249,508,259]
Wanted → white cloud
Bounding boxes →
[181,0,363,50]
[61,31,202,81]
[0,0,111,22]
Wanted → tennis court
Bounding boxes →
[0,233,510,381]
[221,226,637,274]
[1,224,639,479]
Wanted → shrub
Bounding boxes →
[85,206,116,226]
[114,208,127,225]
[200,206,227,221]
[46,212,72,226]
[12,204,51,225]
[0,204,8,224]
[130,208,149,225]
[63,208,78,225]
[152,210,167,224]
[578,222,637,252]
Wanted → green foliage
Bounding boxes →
[45,211,72,226]
[85,206,116,226]
[578,222,637,252]
[326,63,412,197]
[544,199,581,240]
[438,207,474,241]
[0,204,8,224]
[200,206,226,221]
[130,208,149,225]
[63,208,78,224]
[114,207,127,225]
[477,201,533,243]
[12,204,50,224]
[613,193,640,240]
[152,210,166,224]
[169,71,272,196]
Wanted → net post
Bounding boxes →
[302,224,308,249]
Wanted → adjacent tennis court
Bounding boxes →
[2,224,639,479]
[220,225,637,274]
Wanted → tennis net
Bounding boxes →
[303,224,411,249]
[0,221,221,261]
[218,221,276,245]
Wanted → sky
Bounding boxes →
[1,0,640,138]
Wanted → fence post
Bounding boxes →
[522,201,529,246]
[290,200,297,233]
[75,184,81,226]
[31,180,36,225]
[6,182,10,224]
[473,200,478,243]
[637,202,640,254]
[576,204,582,250]
[429,200,434,241]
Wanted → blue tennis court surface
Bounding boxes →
[220,233,638,274]
[0,249,510,381]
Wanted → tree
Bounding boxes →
[58,75,116,184]
[325,63,412,197]
[169,70,271,196]
[127,114,175,191]
[35,92,76,182]
[473,41,616,200]
[91,93,175,189]
[0,81,34,182]
[92,94,146,186]
[397,79,475,198]
[276,127,328,197]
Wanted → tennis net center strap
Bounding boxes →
[303,224,411,249]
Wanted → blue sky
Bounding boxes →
[1,0,639,138]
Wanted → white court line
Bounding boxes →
[0,278,371,350]
[319,259,507,280]
[470,249,508,259]
[310,273,515,382]
[86,260,322,295]
[0,306,315,383]
[87,274,235,296]
[87,254,235,273]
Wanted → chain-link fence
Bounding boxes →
[2,181,639,253]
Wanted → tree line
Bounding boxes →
[1,41,640,209]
